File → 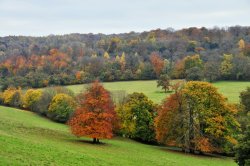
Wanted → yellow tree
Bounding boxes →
[103,51,110,59]
[238,39,245,52]
[220,54,233,79]
[120,52,126,71]
[23,89,42,111]
[2,87,23,108]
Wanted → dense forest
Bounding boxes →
[0,26,250,89]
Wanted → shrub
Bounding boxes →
[23,89,42,111]
[2,87,22,107]
[33,87,75,116]
[48,93,76,122]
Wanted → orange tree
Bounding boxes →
[155,81,239,153]
[68,81,117,143]
[150,52,165,77]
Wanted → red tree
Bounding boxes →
[150,52,165,77]
[68,81,116,143]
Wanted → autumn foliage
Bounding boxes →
[48,93,76,122]
[155,81,239,153]
[2,87,22,107]
[23,89,42,111]
[116,92,156,142]
[150,52,165,77]
[68,81,117,143]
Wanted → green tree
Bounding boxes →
[157,74,171,93]
[181,54,204,81]
[116,92,156,142]
[235,87,250,166]
[235,126,250,166]
[48,93,76,122]
[204,61,221,82]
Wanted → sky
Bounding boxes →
[0,0,249,36]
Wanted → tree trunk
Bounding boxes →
[97,139,100,143]
[93,138,97,143]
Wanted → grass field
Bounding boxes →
[66,80,250,103]
[0,106,236,166]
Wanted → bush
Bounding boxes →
[23,89,42,111]
[32,89,54,115]
[48,93,76,122]
[2,87,22,107]
[32,87,74,116]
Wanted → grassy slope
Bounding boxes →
[0,106,236,166]
[66,80,250,103]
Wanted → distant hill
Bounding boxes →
[0,26,250,89]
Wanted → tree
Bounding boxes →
[238,39,245,52]
[2,87,22,107]
[120,52,126,71]
[240,87,250,113]
[235,87,250,166]
[220,54,233,79]
[116,92,156,142]
[103,51,110,59]
[68,81,117,143]
[155,81,239,153]
[172,59,185,79]
[183,54,204,80]
[48,93,76,122]
[32,88,55,115]
[204,61,221,82]
[155,81,185,149]
[186,67,204,81]
[150,52,165,77]
[23,89,42,111]
[235,126,250,166]
[157,74,171,93]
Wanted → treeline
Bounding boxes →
[0,81,249,165]
[1,26,250,89]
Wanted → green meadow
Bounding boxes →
[66,80,250,103]
[0,106,236,166]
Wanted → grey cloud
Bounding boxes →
[0,0,249,36]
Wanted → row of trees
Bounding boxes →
[0,81,249,165]
[172,53,250,82]
[0,86,76,122]
[1,26,250,89]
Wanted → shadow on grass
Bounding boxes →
[159,146,231,159]
[66,138,109,146]
[154,90,173,94]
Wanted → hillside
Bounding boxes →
[1,26,250,90]
[0,106,236,166]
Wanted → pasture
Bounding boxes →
[0,106,236,166]
[66,80,250,103]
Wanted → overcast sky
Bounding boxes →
[0,0,249,36]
